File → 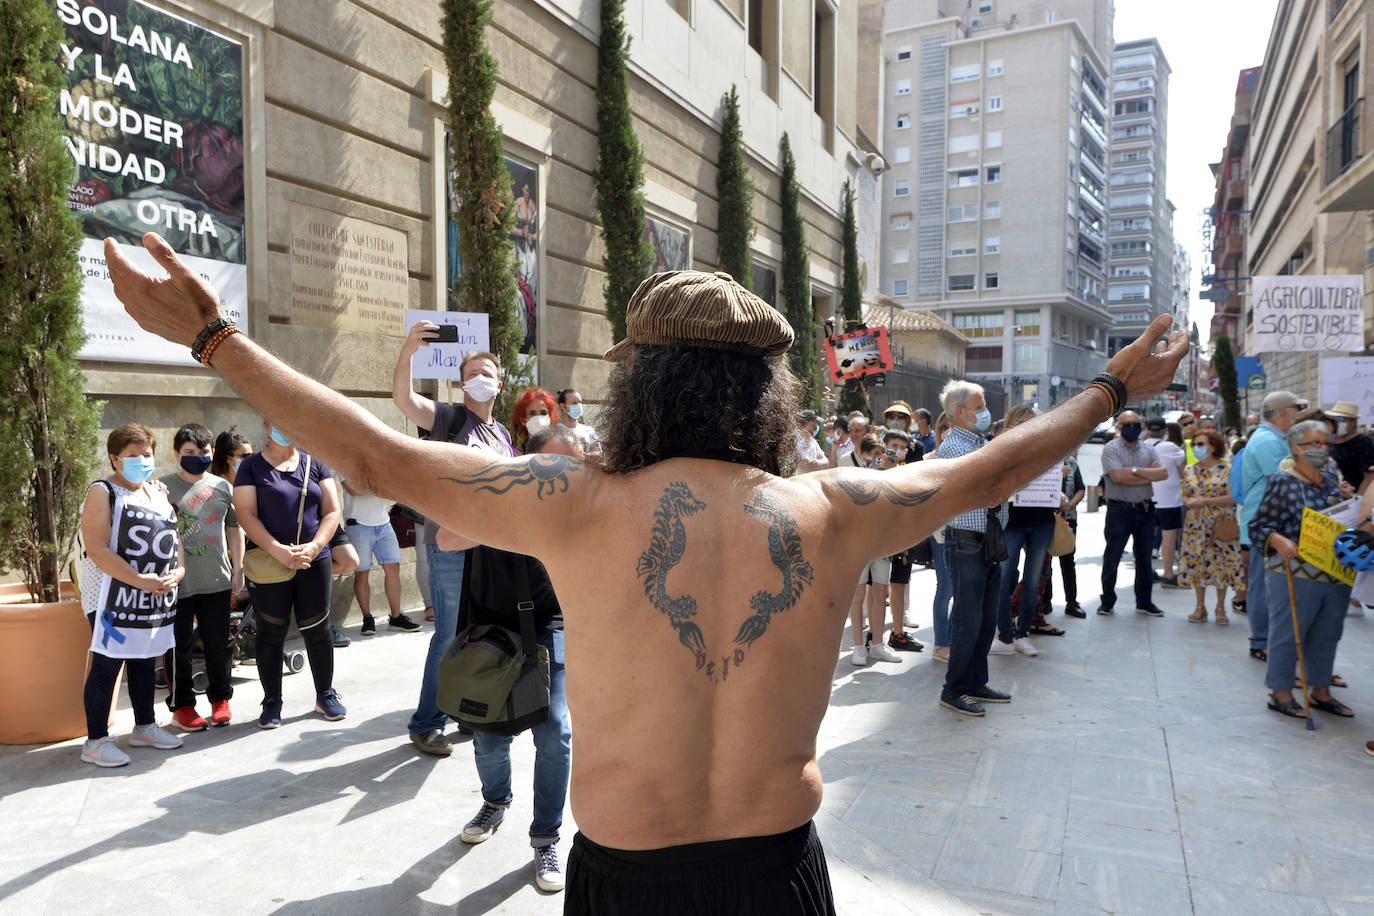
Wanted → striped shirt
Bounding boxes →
[937,425,1006,532]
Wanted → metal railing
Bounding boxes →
[1326,97,1362,184]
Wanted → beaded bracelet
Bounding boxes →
[191,317,235,363]
[198,325,241,367]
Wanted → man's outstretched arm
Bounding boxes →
[106,233,593,556]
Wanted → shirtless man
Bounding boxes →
[108,236,1187,915]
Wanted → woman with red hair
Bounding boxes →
[511,387,560,453]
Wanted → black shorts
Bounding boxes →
[329,526,351,549]
[888,552,913,584]
[565,821,835,916]
[1156,506,1183,531]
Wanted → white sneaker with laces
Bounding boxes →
[1013,637,1038,657]
[129,723,183,749]
[534,844,565,892]
[988,639,1015,655]
[461,802,508,844]
[850,644,869,667]
[81,736,130,767]
[868,642,902,663]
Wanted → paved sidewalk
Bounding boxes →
[2,506,1372,915]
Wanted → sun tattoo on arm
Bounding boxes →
[831,471,939,507]
[734,490,813,647]
[440,454,580,500]
[636,482,708,655]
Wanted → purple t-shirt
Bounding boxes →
[234,450,334,556]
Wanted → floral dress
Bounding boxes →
[1177,461,1245,589]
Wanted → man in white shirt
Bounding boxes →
[556,388,599,453]
[794,410,829,474]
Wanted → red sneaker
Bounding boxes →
[172,706,208,731]
[210,700,231,727]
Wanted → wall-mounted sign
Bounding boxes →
[289,203,407,336]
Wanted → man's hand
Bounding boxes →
[402,320,440,358]
[105,234,222,346]
[1104,314,1190,403]
[1271,534,1300,561]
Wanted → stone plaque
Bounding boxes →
[290,203,407,335]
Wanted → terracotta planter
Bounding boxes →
[0,582,92,744]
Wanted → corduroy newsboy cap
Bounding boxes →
[603,270,794,361]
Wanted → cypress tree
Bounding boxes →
[1213,333,1241,430]
[836,180,869,416]
[716,85,753,288]
[778,133,821,409]
[442,0,529,411]
[594,0,652,343]
[0,0,101,601]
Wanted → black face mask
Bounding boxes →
[1120,424,1142,443]
[180,454,213,474]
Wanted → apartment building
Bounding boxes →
[874,0,1115,407]
[1207,67,1261,351]
[1247,0,1372,394]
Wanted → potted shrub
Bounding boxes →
[0,2,103,744]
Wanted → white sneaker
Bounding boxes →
[903,615,918,628]
[1013,637,1039,657]
[461,802,508,843]
[129,723,183,749]
[850,644,869,667]
[988,639,1015,655]
[1349,601,1366,617]
[868,642,902,663]
[534,844,565,892]
[81,736,130,768]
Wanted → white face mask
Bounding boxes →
[525,414,551,435]
[463,374,500,403]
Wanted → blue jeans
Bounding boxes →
[1100,503,1154,609]
[1248,547,1269,650]
[473,629,571,845]
[944,530,1000,696]
[998,522,1054,641]
[931,538,952,648]
[408,544,467,735]
[1263,570,1350,691]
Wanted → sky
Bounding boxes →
[1112,0,1280,347]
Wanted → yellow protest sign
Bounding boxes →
[1298,508,1357,586]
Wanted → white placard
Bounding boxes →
[1321,357,1374,420]
[1250,275,1365,354]
[405,309,489,380]
[1012,466,1063,508]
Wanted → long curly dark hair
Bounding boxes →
[599,345,800,476]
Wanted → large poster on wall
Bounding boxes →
[57,0,246,366]
[445,143,539,366]
[645,215,689,272]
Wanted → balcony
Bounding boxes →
[1078,236,1103,266]
[1220,230,1245,270]
[1327,98,1361,184]
[1318,98,1374,211]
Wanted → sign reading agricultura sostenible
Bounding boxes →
[57,0,246,366]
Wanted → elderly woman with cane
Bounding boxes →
[1249,420,1354,720]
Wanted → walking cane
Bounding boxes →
[1282,557,1316,732]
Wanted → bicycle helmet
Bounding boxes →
[1334,526,1374,572]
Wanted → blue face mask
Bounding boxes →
[119,456,156,484]
[269,427,292,447]
[566,403,583,420]
[1120,423,1142,443]
[973,408,992,433]
[1192,444,1208,461]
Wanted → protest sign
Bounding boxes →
[405,309,490,380]
[1321,357,1374,419]
[1298,507,1357,587]
[1012,466,1063,508]
[825,327,894,382]
[1250,275,1364,355]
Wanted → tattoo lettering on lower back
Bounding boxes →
[734,490,813,647]
[635,482,708,655]
[832,471,939,507]
[440,454,579,499]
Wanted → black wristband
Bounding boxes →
[1089,373,1126,415]
[191,317,234,363]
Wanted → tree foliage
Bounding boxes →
[836,180,868,416]
[1213,334,1241,430]
[0,0,101,601]
[594,0,652,344]
[442,0,529,415]
[778,133,820,409]
[716,85,753,289]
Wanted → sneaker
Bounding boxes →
[409,729,453,757]
[129,723,183,749]
[850,644,869,667]
[903,614,918,628]
[868,642,902,663]
[171,705,208,731]
[1136,604,1165,618]
[968,684,1012,703]
[534,844,565,892]
[315,689,347,721]
[360,615,376,635]
[259,696,283,729]
[1097,604,1115,616]
[1013,637,1038,657]
[939,692,985,717]
[330,622,351,647]
[81,736,131,768]
[1064,602,1086,619]
[888,632,924,652]
[388,613,421,631]
[461,801,508,844]
[988,639,1015,655]
[210,700,231,727]
[1348,602,1365,618]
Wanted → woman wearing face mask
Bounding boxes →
[159,423,244,730]
[211,426,252,482]
[512,387,561,454]
[1177,430,1244,625]
[233,420,345,727]
[1250,421,1354,719]
[78,423,186,766]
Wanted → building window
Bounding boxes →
[986,129,1002,148]
[895,78,911,95]
[1113,98,1153,116]
[1014,341,1040,372]
[948,274,976,291]
[951,64,981,83]
[893,279,908,295]
[892,247,910,264]
[896,45,911,60]
[1014,308,1040,336]
[966,344,1003,373]
[953,312,1003,338]
[894,146,911,163]
[667,0,690,21]
[894,179,910,196]
[949,134,979,153]
[984,200,1000,218]
[949,244,977,257]
[896,113,911,129]
[948,204,977,221]
[987,95,1003,112]
[984,236,1000,253]
[987,59,1003,76]
[979,1,993,11]
[949,168,979,188]
[950,102,979,118]
[891,215,910,231]
[986,165,1001,183]
[985,272,999,289]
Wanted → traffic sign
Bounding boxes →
[1247,373,1266,390]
